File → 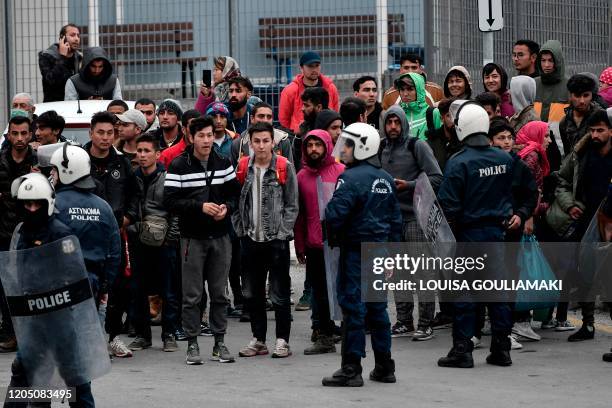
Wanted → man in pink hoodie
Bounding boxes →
[279,51,340,133]
[294,129,344,354]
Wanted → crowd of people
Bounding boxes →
[0,22,610,405]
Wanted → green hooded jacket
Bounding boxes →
[398,72,442,140]
[534,40,568,121]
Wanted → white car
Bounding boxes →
[2,100,135,146]
[34,100,136,145]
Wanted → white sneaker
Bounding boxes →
[271,338,292,358]
[509,335,523,350]
[109,337,133,358]
[471,336,482,349]
[512,321,541,341]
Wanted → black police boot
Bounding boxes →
[369,351,396,383]
[322,353,364,387]
[486,335,512,366]
[438,339,474,368]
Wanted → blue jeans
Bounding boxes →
[337,249,391,358]
[4,354,94,408]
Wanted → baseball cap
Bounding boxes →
[116,109,147,130]
[300,51,321,66]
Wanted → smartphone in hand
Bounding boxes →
[202,69,212,87]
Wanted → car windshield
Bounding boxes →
[62,128,90,146]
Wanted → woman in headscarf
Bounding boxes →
[515,121,551,199]
[443,65,472,99]
[482,63,514,118]
[509,75,539,133]
[195,56,241,114]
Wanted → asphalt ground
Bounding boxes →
[0,264,611,408]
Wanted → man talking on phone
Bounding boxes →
[38,23,83,102]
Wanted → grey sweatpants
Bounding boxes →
[181,235,231,338]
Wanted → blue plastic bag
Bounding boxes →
[514,234,559,312]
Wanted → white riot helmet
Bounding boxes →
[11,173,56,216]
[450,100,490,142]
[332,122,380,162]
[49,143,97,189]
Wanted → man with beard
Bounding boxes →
[38,23,83,102]
[295,129,344,354]
[294,87,329,311]
[227,76,254,134]
[0,114,37,352]
[150,99,184,150]
[380,106,442,341]
[559,74,603,154]
[548,110,612,342]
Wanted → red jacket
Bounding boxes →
[159,138,187,169]
[294,129,344,254]
[279,74,339,133]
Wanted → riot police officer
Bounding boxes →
[3,173,106,408]
[49,143,121,301]
[437,101,514,368]
[322,123,402,387]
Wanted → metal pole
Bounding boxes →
[608,0,612,65]
[376,0,388,101]
[424,0,433,74]
[483,31,494,66]
[4,0,13,115]
[88,0,99,47]
[228,0,236,58]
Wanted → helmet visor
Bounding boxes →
[37,142,67,168]
[331,131,356,163]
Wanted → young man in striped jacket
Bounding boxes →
[163,116,241,365]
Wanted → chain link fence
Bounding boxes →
[426,0,611,93]
[0,0,422,125]
[1,0,610,125]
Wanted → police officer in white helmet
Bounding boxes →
[322,123,402,387]
[436,101,515,369]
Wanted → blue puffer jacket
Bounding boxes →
[438,136,514,229]
[325,161,402,246]
[54,185,121,286]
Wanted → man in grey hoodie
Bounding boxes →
[65,47,122,101]
[534,40,568,122]
[379,105,443,340]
